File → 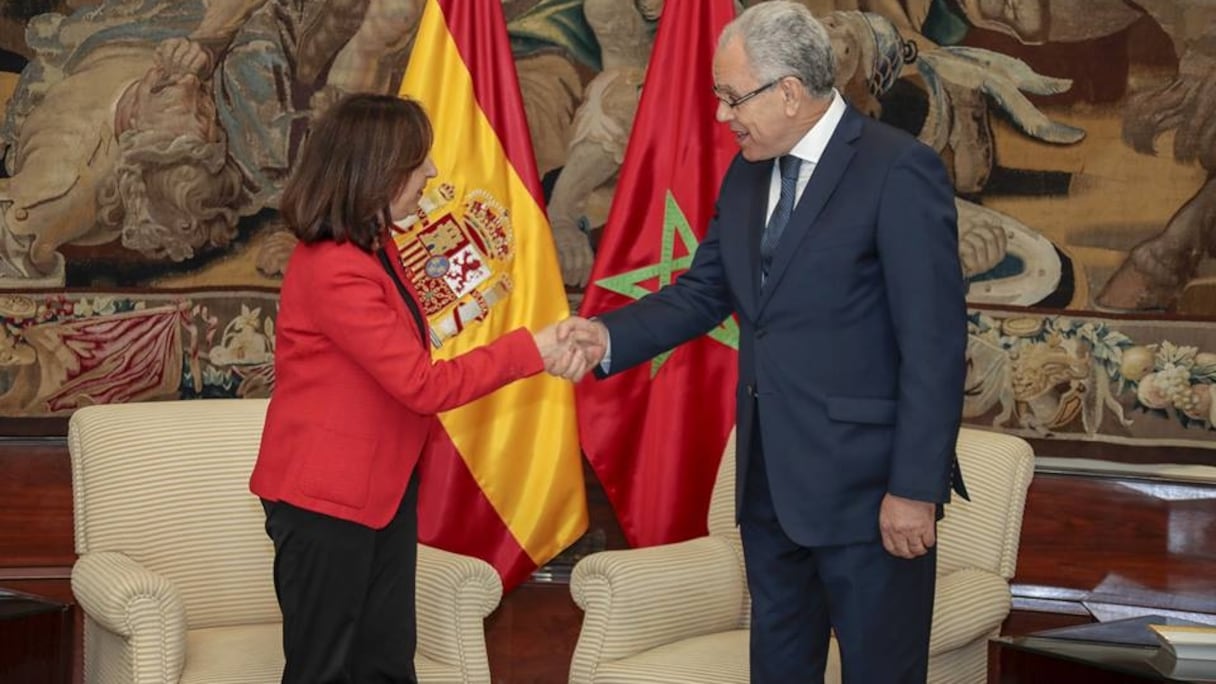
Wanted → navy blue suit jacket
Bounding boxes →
[598,105,968,547]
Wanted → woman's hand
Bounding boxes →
[534,323,591,381]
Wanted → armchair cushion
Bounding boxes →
[72,551,186,643]
[570,536,745,673]
[179,624,281,684]
[176,624,478,684]
[929,568,1012,654]
[415,544,503,680]
[569,427,1035,684]
[69,399,502,684]
[72,551,187,682]
[589,631,844,684]
[592,630,749,684]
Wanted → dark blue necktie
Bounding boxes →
[760,154,802,283]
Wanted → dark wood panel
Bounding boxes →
[1027,437,1216,467]
[1,440,81,684]
[486,582,582,684]
[1002,610,1093,637]
[0,587,76,684]
[0,591,72,684]
[0,577,81,684]
[0,440,75,568]
[0,418,69,439]
[1011,471,1216,617]
[0,578,72,605]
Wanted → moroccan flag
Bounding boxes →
[395,0,586,590]
[576,0,739,548]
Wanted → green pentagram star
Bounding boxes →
[593,191,739,377]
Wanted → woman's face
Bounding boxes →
[389,156,438,221]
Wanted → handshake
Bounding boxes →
[533,316,609,382]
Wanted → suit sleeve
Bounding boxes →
[304,256,544,415]
[595,201,734,375]
[876,142,967,503]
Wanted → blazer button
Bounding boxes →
[746,384,756,397]
[756,328,766,338]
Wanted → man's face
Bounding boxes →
[712,38,791,162]
[635,0,663,21]
[125,66,219,140]
[961,0,1046,43]
[390,156,438,221]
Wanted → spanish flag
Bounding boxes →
[395,0,586,590]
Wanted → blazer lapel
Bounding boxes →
[377,241,431,346]
[758,108,863,312]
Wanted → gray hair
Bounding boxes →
[97,129,244,262]
[719,1,835,99]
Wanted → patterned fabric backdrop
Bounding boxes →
[1,0,1213,464]
[0,290,277,416]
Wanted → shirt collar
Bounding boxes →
[785,89,845,166]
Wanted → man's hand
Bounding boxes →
[156,37,212,76]
[557,316,608,372]
[879,493,936,559]
[958,218,1008,278]
[552,225,594,288]
[533,323,589,381]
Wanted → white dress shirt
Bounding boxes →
[600,89,848,373]
[765,89,846,221]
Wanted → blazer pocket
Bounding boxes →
[827,396,897,425]
[299,427,376,508]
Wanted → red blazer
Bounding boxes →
[250,238,543,529]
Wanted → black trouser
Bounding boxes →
[262,473,420,684]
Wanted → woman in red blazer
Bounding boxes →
[250,93,578,684]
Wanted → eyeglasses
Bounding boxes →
[715,79,780,109]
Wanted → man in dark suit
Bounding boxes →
[560,2,968,681]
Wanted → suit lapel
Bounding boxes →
[744,161,771,313]
[758,108,863,312]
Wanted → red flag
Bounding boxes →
[576,0,739,548]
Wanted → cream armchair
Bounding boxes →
[69,399,501,684]
[569,427,1035,684]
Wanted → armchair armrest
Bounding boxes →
[414,544,502,679]
[72,551,188,682]
[929,567,1012,654]
[569,536,746,683]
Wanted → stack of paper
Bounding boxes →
[1149,624,1216,681]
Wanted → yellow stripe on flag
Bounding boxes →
[397,0,586,566]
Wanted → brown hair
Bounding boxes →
[281,93,433,251]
